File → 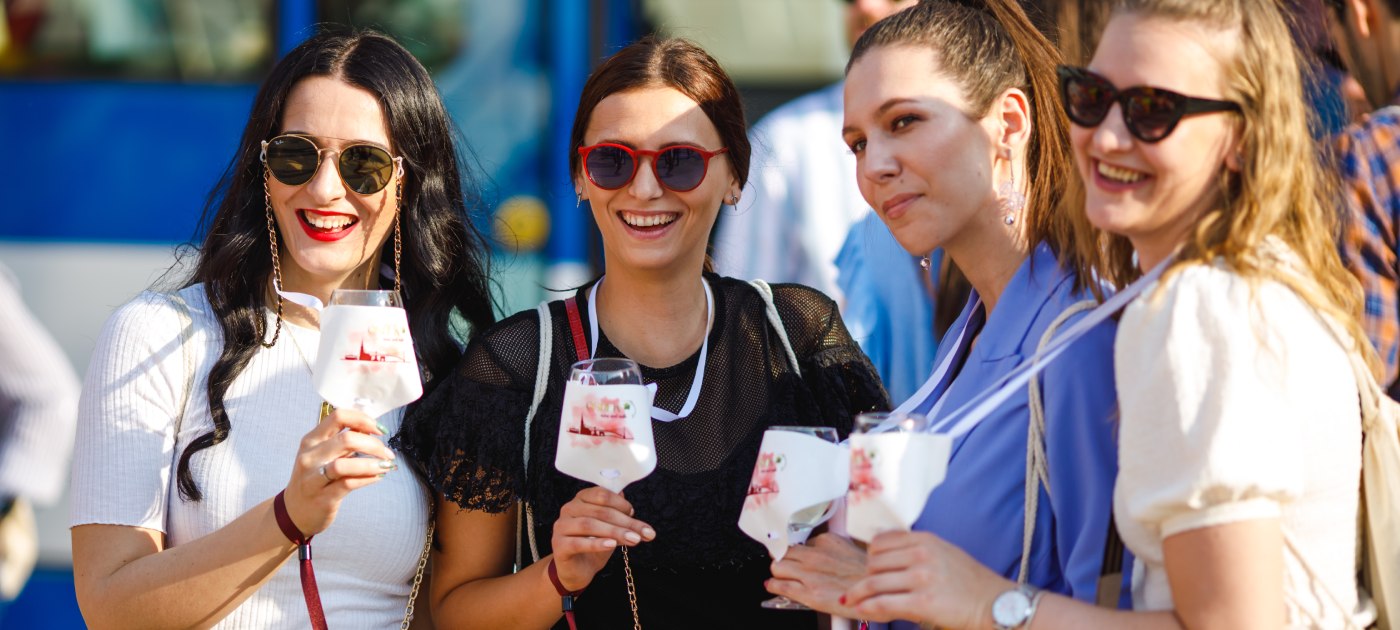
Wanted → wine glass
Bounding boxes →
[554,358,656,492]
[760,425,840,611]
[846,411,947,543]
[312,289,423,419]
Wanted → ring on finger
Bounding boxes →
[319,463,335,482]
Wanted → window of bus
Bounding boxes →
[0,0,274,81]
[317,0,467,74]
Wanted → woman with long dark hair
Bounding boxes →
[70,30,494,629]
[395,36,888,629]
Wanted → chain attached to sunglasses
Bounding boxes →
[259,170,285,348]
[393,180,404,298]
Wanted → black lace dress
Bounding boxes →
[396,275,889,629]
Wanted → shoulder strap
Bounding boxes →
[749,279,801,376]
[564,296,590,361]
[517,301,553,570]
[1017,299,1095,584]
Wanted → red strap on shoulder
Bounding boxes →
[564,296,590,361]
[274,491,328,630]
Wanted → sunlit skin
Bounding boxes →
[270,75,403,312]
[846,0,918,45]
[1072,13,1242,271]
[842,45,1030,312]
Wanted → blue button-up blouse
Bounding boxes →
[889,244,1126,629]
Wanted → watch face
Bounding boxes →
[992,589,1033,627]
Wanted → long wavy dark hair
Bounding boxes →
[178,29,496,501]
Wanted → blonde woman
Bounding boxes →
[836,0,1378,628]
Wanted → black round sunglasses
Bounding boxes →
[1057,65,1241,143]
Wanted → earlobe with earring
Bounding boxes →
[998,156,1026,226]
[727,193,740,205]
[576,191,583,208]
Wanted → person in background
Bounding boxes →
[0,261,80,620]
[396,35,888,630]
[768,1,1125,625]
[1332,0,1400,399]
[831,0,1375,626]
[711,0,958,403]
[70,29,496,629]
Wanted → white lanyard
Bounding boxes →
[892,298,981,426]
[931,259,1169,440]
[588,277,714,423]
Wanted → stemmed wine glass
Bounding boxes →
[759,425,840,611]
[312,289,423,419]
[846,411,949,543]
[554,357,657,491]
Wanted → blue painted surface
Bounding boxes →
[545,0,590,265]
[278,0,317,57]
[1,569,85,630]
[0,81,256,243]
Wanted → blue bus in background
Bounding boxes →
[0,1,641,626]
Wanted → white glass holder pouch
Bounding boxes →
[554,382,657,493]
[738,430,850,560]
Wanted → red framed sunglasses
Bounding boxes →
[577,143,728,192]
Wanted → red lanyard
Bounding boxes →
[273,491,328,630]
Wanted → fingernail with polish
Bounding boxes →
[839,595,847,605]
[603,538,617,548]
[377,459,397,471]
[625,531,641,544]
[641,526,656,540]
[376,422,388,435]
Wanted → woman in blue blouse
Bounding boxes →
[767,0,1124,624]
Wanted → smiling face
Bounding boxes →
[842,45,1004,258]
[1072,12,1241,267]
[269,75,402,295]
[577,86,739,275]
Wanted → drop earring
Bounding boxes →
[576,191,582,208]
[999,158,1026,226]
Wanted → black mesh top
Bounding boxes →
[395,274,889,629]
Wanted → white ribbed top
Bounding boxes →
[1114,261,1363,627]
[0,262,80,505]
[72,285,429,629]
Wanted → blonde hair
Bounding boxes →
[1098,0,1381,378]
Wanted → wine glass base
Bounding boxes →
[760,596,812,611]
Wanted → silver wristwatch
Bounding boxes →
[991,584,1043,630]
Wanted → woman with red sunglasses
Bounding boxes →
[825,0,1381,628]
[394,36,888,629]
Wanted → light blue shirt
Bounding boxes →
[834,213,940,403]
[891,244,1126,630]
